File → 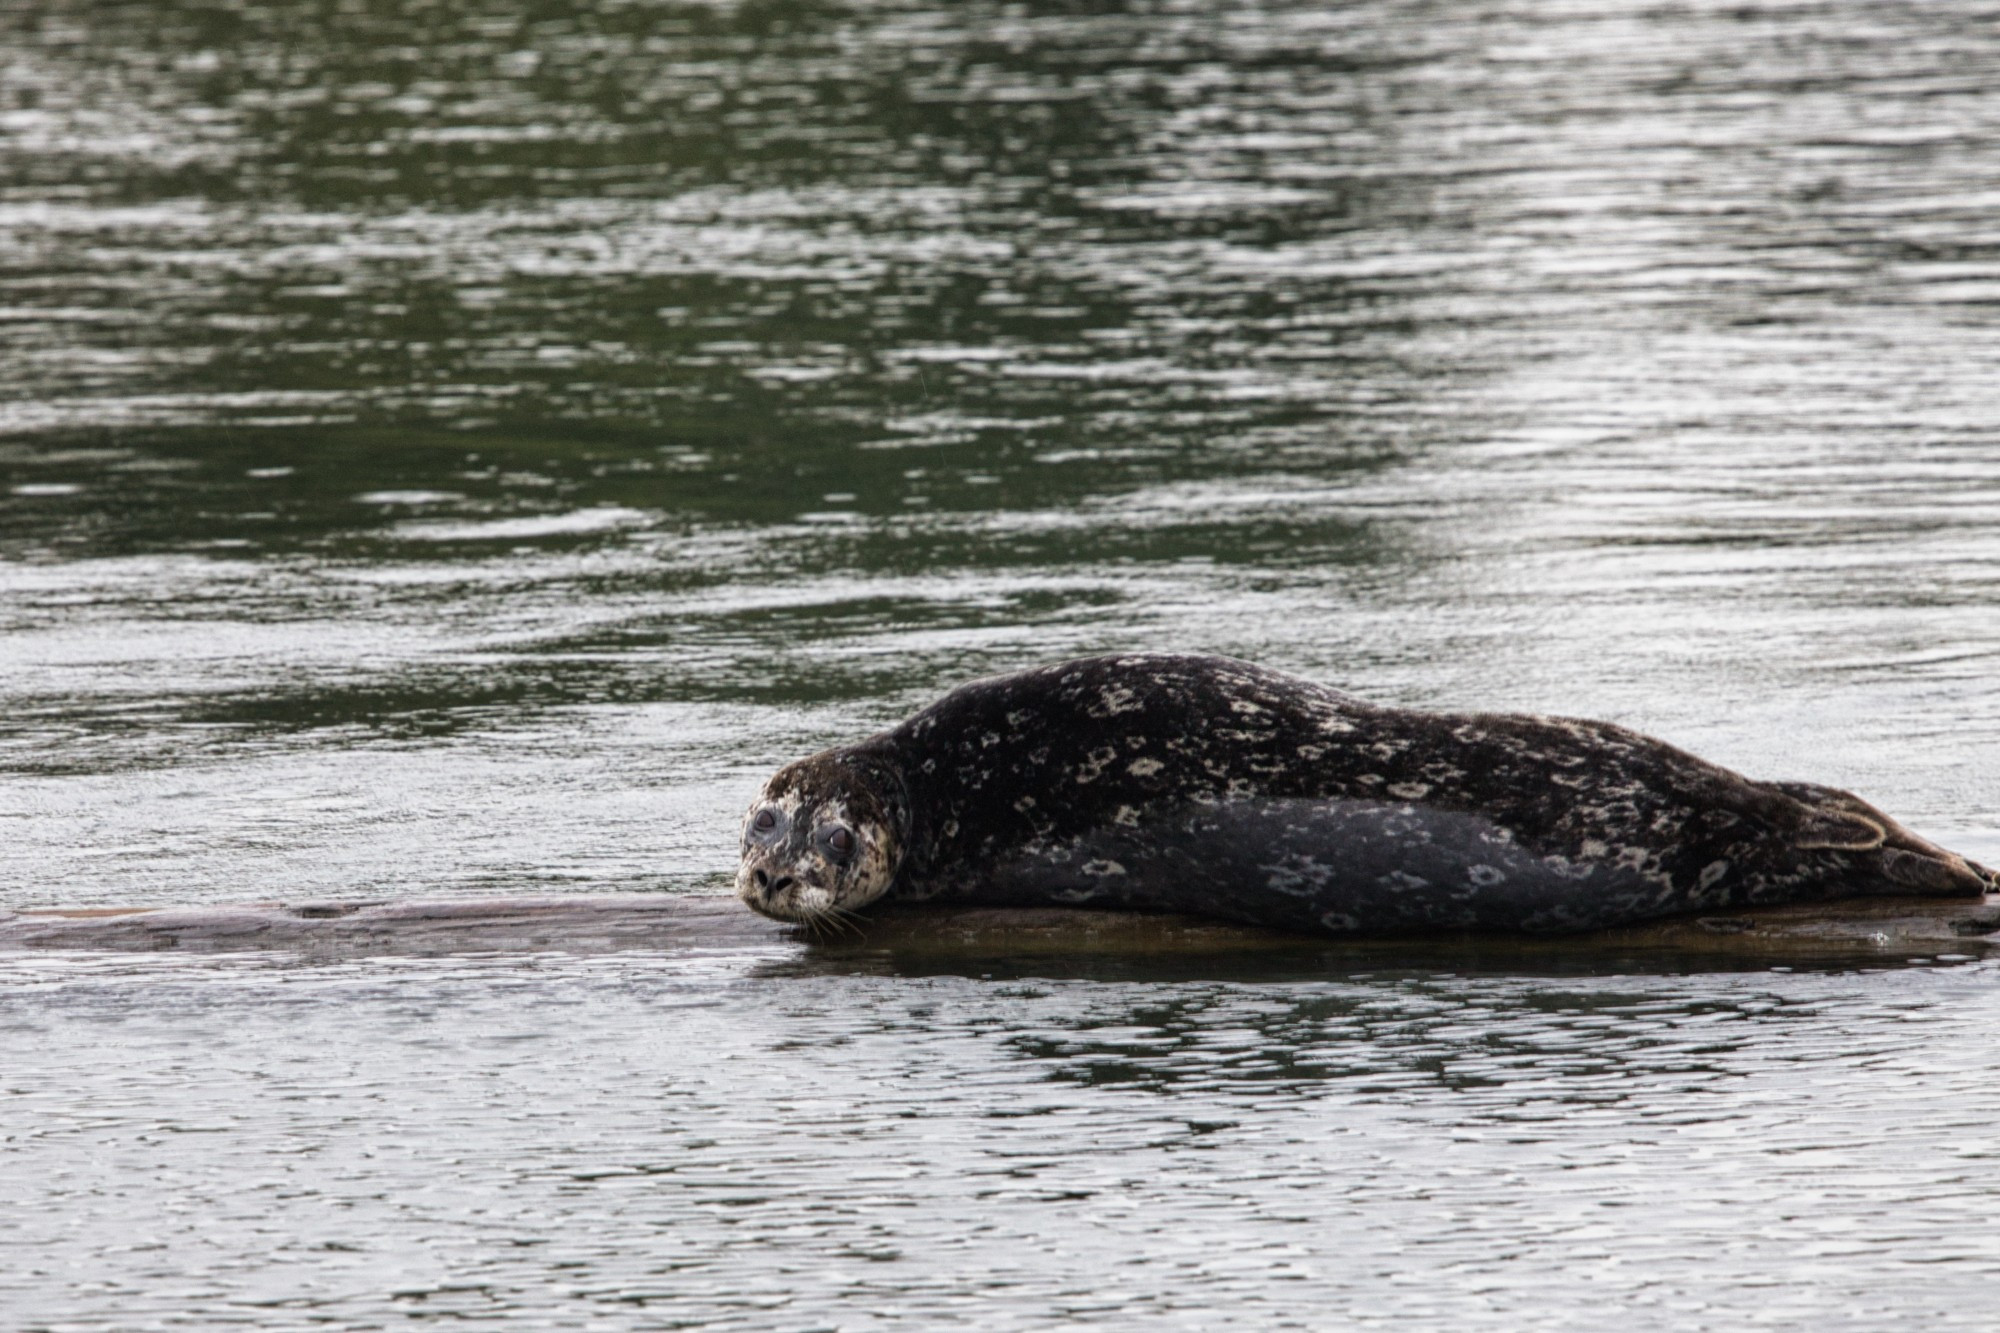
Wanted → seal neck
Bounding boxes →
[835,741,920,883]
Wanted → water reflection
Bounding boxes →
[999,982,1802,1103]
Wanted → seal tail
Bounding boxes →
[1770,781,1995,896]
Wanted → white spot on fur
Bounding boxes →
[1092,686,1142,716]
[1387,782,1430,800]
[1128,757,1164,778]
[1080,859,1127,877]
[1074,745,1118,783]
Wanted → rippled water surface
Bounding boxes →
[6,0,2000,1326]
[13,952,2000,1329]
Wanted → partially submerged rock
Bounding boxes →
[0,895,776,956]
[5,893,2000,968]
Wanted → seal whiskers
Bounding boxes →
[814,903,868,940]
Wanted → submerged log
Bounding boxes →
[4,892,2000,965]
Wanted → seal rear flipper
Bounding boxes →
[1769,780,1992,897]
[1878,846,1991,895]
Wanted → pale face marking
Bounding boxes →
[736,774,899,926]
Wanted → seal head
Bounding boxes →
[736,749,906,927]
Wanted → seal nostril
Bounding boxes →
[752,868,770,890]
[770,876,796,895]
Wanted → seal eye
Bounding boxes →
[751,808,778,836]
[824,826,855,861]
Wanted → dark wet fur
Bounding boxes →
[792,655,1995,936]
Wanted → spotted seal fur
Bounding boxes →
[736,655,1994,936]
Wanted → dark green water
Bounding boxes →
[5,1,2000,1327]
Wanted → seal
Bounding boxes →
[735,654,1995,936]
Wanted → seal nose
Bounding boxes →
[751,868,796,897]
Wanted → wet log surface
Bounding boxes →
[6,893,2000,967]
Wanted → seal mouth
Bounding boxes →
[740,893,797,923]
[737,862,841,927]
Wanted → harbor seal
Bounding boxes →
[735,655,1994,936]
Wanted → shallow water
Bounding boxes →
[12,950,2000,1330]
[5,0,2000,1326]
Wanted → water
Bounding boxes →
[11,952,2000,1329]
[4,0,2000,1325]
